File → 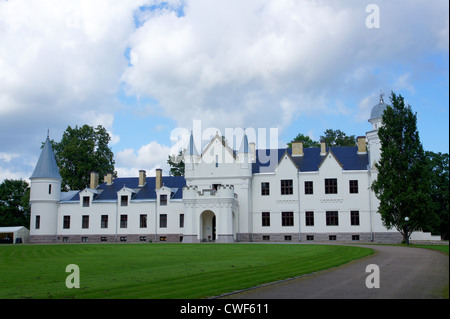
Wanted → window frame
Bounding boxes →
[305,211,314,226]
[261,182,270,196]
[280,179,293,195]
[261,212,270,227]
[351,211,360,226]
[349,180,359,194]
[304,181,313,195]
[325,178,338,194]
[326,211,339,226]
[281,211,294,226]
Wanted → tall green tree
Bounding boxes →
[320,129,356,147]
[425,151,449,240]
[51,125,115,190]
[288,129,356,148]
[167,150,185,176]
[371,92,436,242]
[287,133,320,148]
[0,179,30,227]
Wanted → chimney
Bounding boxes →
[90,171,99,189]
[249,142,256,162]
[292,141,304,157]
[139,170,146,187]
[156,168,162,189]
[320,141,327,156]
[104,172,113,185]
[357,136,367,154]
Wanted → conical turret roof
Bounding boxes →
[30,137,61,179]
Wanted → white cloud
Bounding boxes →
[0,0,448,181]
[0,0,145,153]
[116,141,170,177]
[122,0,448,134]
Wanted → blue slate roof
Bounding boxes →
[252,146,368,173]
[62,176,186,202]
[30,137,61,179]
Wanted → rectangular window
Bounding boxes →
[82,215,89,229]
[325,178,338,194]
[304,181,313,194]
[282,211,294,226]
[284,235,292,241]
[63,215,70,229]
[349,180,359,194]
[261,182,270,196]
[160,194,167,206]
[81,237,88,242]
[120,236,127,242]
[48,184,52,194]
[306,235,314,241]
[120,215,128,228]
[351,211,360,226]
[160,214,167,228]
[261,212,270,227]
[140,236,147,242]
[121,195,128,206]
[305,211,314,226]
[281,179,293,195]
[35,215,40,229]
[101,215,108,228]
[329,235,337,241]
[101,237,107,242]
[326,211,339,226]
[262,235,270,241]
[215,155,219,168]
[352,235,360,241]
[140,214,147,228]
[160,236,167,242]
[83,196,90,207]
[180,214,184,228]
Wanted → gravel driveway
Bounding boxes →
[220,245,449,299]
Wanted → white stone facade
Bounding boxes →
[29,97,438,244]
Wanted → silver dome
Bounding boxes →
[370,94,387,120]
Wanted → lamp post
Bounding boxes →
[404,217,410,246]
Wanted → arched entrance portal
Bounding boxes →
[200,210,216,242]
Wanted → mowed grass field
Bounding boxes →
[0,243,373,299]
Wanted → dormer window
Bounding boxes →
[121,195,128,206]
[160,194,167,206]
[82,196,90,207]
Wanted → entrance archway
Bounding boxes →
[200,210,216,242]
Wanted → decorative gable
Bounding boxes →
[79,188,100,207]
[318,150,343,172]
[275,151,298,175]
[201,133,236,165]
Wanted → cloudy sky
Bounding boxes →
[0,0,448,181]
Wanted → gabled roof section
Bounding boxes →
[252,146,368,173]
[276,150,299,171]
[61,175,187,202]
[201,132,236,159]
[30,137,61,180]
[318,149,343,169]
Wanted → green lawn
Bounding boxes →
[0,243,373,299]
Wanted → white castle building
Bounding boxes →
[29,97,438,243]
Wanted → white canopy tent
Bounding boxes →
[0,226,29,243]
